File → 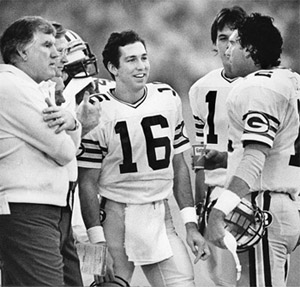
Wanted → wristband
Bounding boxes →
[180,207,197,224]
[213,187,241,216]
[87,226,105,243]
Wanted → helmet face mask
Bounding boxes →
[63,30,98,80]
[206,197,272,253]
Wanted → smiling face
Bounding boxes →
[110,41,150,93]
[23,31,58,83]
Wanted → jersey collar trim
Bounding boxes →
[109,87,148,109]
[221,69,239,83]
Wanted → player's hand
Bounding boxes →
[94,249,115,284]
[52,76,66,106]
[76,91,101,137]
[43,97,77,133]
[204,149,227,170]
[206,208,227,249]
[185,222,210,263]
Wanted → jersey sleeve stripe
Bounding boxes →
[82,138,99,144]
[242,134,273,147]
[193,115,204,139]
[174,138,189,149]
[174,121,190,151]
[78,156,102,163]
[77,137,104,167]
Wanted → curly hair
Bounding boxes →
[238,13,283,68]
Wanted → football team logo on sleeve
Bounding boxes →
[242,111,280,146]
[243,111,270,134]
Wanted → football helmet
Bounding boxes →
[63,29,98,80]
[90,276,130,287]
[206,197,272,253]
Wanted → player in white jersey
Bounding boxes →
[65,76,115,244]
[189,6,247,287]
[43,26,116,284]
[206,13,300,287]
[77,30,210,287]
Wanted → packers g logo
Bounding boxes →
[244,111,270,134]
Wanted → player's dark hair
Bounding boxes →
[238,13,282,68]
[211,6,247,45]
[51,21,66,39]
[102,30,146,79]
[0,16,55,64]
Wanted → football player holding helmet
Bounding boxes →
[204,196,272,253]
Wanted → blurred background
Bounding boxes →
[0,1,299,286]
[0,0,299,98]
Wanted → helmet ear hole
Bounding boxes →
[63,30,98,80]
[206,197,271,253]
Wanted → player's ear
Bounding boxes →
[108,62,118,77]
[17,46,28,62]
[244,45,253,59]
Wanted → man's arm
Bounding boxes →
[43,97,82,148]
[77,167,103,233]
[194,169,209,234]
[2,88,77,166]
[77,167,115,282]
[173,152,210,263]
[206,142,270,248]
[195,169,207,204]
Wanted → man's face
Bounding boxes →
[114,41,150,92]
[215,25,235,69]
[225,30,251,78]
[24,31,58,83]
[55,36,68,77]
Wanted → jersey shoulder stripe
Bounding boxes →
[174,121,189,148]
[77,138,104,165]
[90,92,111,103]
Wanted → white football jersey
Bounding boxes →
[63,77,115,111]
[77,82,190,204]
[189,68,240,186]
[226,68,300,198]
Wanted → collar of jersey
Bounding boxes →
[221,69,239,83]
[108,86,148,108]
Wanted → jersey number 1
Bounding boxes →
[206,91,218,144]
